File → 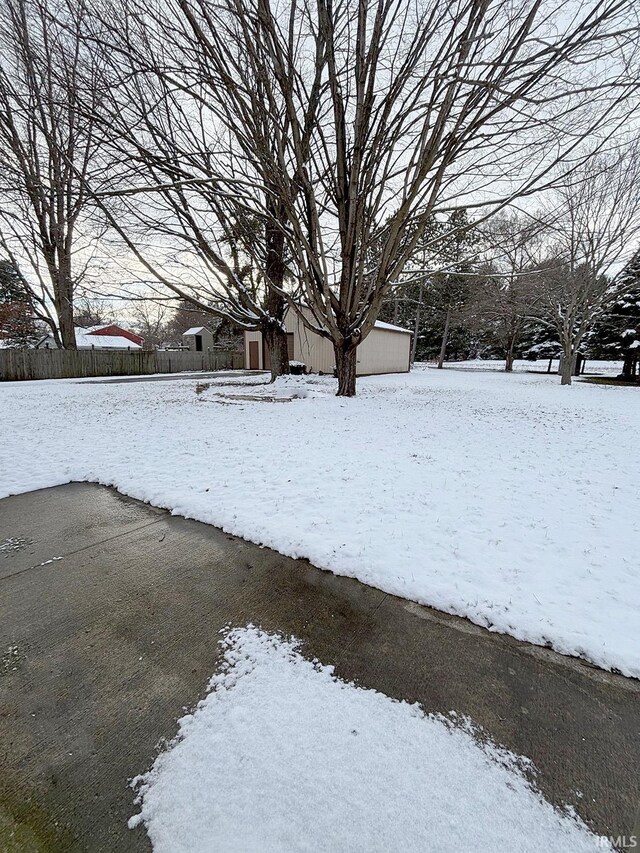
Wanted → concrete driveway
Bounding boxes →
[0,483,638,851]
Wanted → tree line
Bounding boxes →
[380,157,640,386]
[1,0,639,393]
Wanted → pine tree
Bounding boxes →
[588,248,640,378]
[429,209,478,367]
[0,260,39,347]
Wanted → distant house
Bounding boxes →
[83,324,144,348]
[182,327,214,352]
[36,327,142,350]
[243,307,412,375]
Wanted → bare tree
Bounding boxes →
[383,211,479,367]
[75,9,295,380]
[0,0,107,348]
[430,211,478,368]
[74,297,115,328]
[130,0,639,395]
[378,215,441,363]
[473,212,546,371]
[129,301,172,350]
[164,299,216,343]
[536,143,640,384]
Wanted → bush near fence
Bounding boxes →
[0,348,245,381]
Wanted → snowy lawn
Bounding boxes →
[127,626,611,853]
[428,358,625,375]
[0,364,638,676]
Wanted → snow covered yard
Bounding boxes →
[127,626,611,853]
[427,358,625,375]
[0,364,638,676]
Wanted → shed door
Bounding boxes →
[249,340,260,369]
[195,335,203,352]
[287,333,295,360]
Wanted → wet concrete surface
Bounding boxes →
[0,483,638,852]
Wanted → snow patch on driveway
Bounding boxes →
[127,626,611,853]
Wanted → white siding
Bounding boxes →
[284,309,335,373]
[244,308,411,375]
[183,328,214,352]
[356,327,411,375]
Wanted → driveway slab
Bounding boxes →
[0,483,638,851]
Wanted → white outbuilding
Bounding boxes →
[182,327,214,352]
[244,307,412,375]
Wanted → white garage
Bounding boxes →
[244,307,412,375]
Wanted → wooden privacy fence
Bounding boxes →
[0,348,245,381]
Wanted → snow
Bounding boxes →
[1,364,638,676]
[436,358,625,375]
[74,333,142,350]
[182,327,207,336]
[37,331,142,350]
[374,319,412,333]
[127,626,611,853]
[201,373,309,401]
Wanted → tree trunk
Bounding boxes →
[47,249,76,349]
[504,335,516,372]
[560,350,575,385]
[263,322,290,383]
[411,282,423,364]
[58,313,75,348]
[262,204,290,381]
[44,316,63,349]
[54,278,76,349]
[437,305,451,369]
[334,343,357,397]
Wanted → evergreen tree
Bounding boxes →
[427,209,479,366]
[588,248,640,378]
[0,259,39,347]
